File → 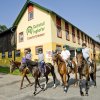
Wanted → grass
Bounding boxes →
[0,66,20,75]
[0,66,10,74]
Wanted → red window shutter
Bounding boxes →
[65,22,69,31]
[72,26,75,33]
[77,30,80,38]
[56,16,61,26]
[28,4,33,13]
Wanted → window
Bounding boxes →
[77,30,80,44]
[56,16,62,38]
[88,37,90,48]
[2,52,5,58]
[81,32,84,42]
[56,45,62,53]
[8,51,12,58]
[65,22,70,40]
[72,26,76,43]
[85,35,87,44]
[28,4,33,20]
[15,50,21,57]
[19,32,24,42]
[35,46,43,55]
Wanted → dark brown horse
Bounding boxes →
[10,60,56,95]
[52,53,69,93]
[76,52,90,96]
[89,59,97,87]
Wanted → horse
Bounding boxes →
[9,60,32,89]
[67,59,78,86]
[89,59,97,87]
[10,60,56,95]
[76,52,90,96]
[52,53,69,93]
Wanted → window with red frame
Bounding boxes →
[85,35,87,44]
[81,32,84,42]
[28,4,34,20]
[72,26,76,43]
[65,22,70,40]
[77,30,80,44]
[88,37,90,48]
[56,16,62,38]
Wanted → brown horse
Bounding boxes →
[76,52,90,96]
[10,60,56,95]
[9,60,32,89]
[67,60,78,86]
[52,53,69,93]
[89,59,97,87]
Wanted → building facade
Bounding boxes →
[0,0,100,66]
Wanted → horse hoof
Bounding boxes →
[85,93,89,96]
[64,90,67,93]
[53,84,56,88]
[80,92,84,96]
[94,85,97,88]
[33,92,36,96]
[20,87,22,90]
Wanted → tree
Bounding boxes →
[0,25,8,33]
[96,34,100,42]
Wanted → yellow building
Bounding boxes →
[0,0,100,66]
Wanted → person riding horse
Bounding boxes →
[20,48,37,72]
[60,45,73,69]
[38,48,45,77]
[82,43,94,68]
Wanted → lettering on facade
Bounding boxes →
[27,33,45,40]
[26,21,45,39]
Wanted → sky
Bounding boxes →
[0,0,100,42]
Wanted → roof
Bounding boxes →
[12,0,100,44]
[0,26,16,36]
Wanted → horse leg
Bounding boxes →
[79,75,84,96]
[20,74,25,89]
[51,70,56,88]
[37,78,44,90]
[63,74,68,93]
[25,74,32,86]
[44,75,49,89]
[74,69,78,86]
[90,73,96,87]
[85,75,89,96]
[60,74,64,86]
[93,73,97,87]
[33,78,38,96]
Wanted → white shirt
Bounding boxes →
[61,50,71,60]
[82,47,89,59]
[38,53,44,62]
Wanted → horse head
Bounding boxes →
[76,53,84,68]
[9,60,21,73]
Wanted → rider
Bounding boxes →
[82,43,93,67]
[20,48,36,72]
[61,45,72,69]
[38,48,45,77]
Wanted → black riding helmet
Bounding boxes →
[82,43,87,47]
[63,45,69,50]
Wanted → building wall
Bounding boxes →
[16,5,53,62]
[0,4,100,67]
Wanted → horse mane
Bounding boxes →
[13,61,21,66]
[57,54,65,62]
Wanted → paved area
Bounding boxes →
[0,65,100,100]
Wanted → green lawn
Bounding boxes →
[0,66,32,76]
[0,66,20,75]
